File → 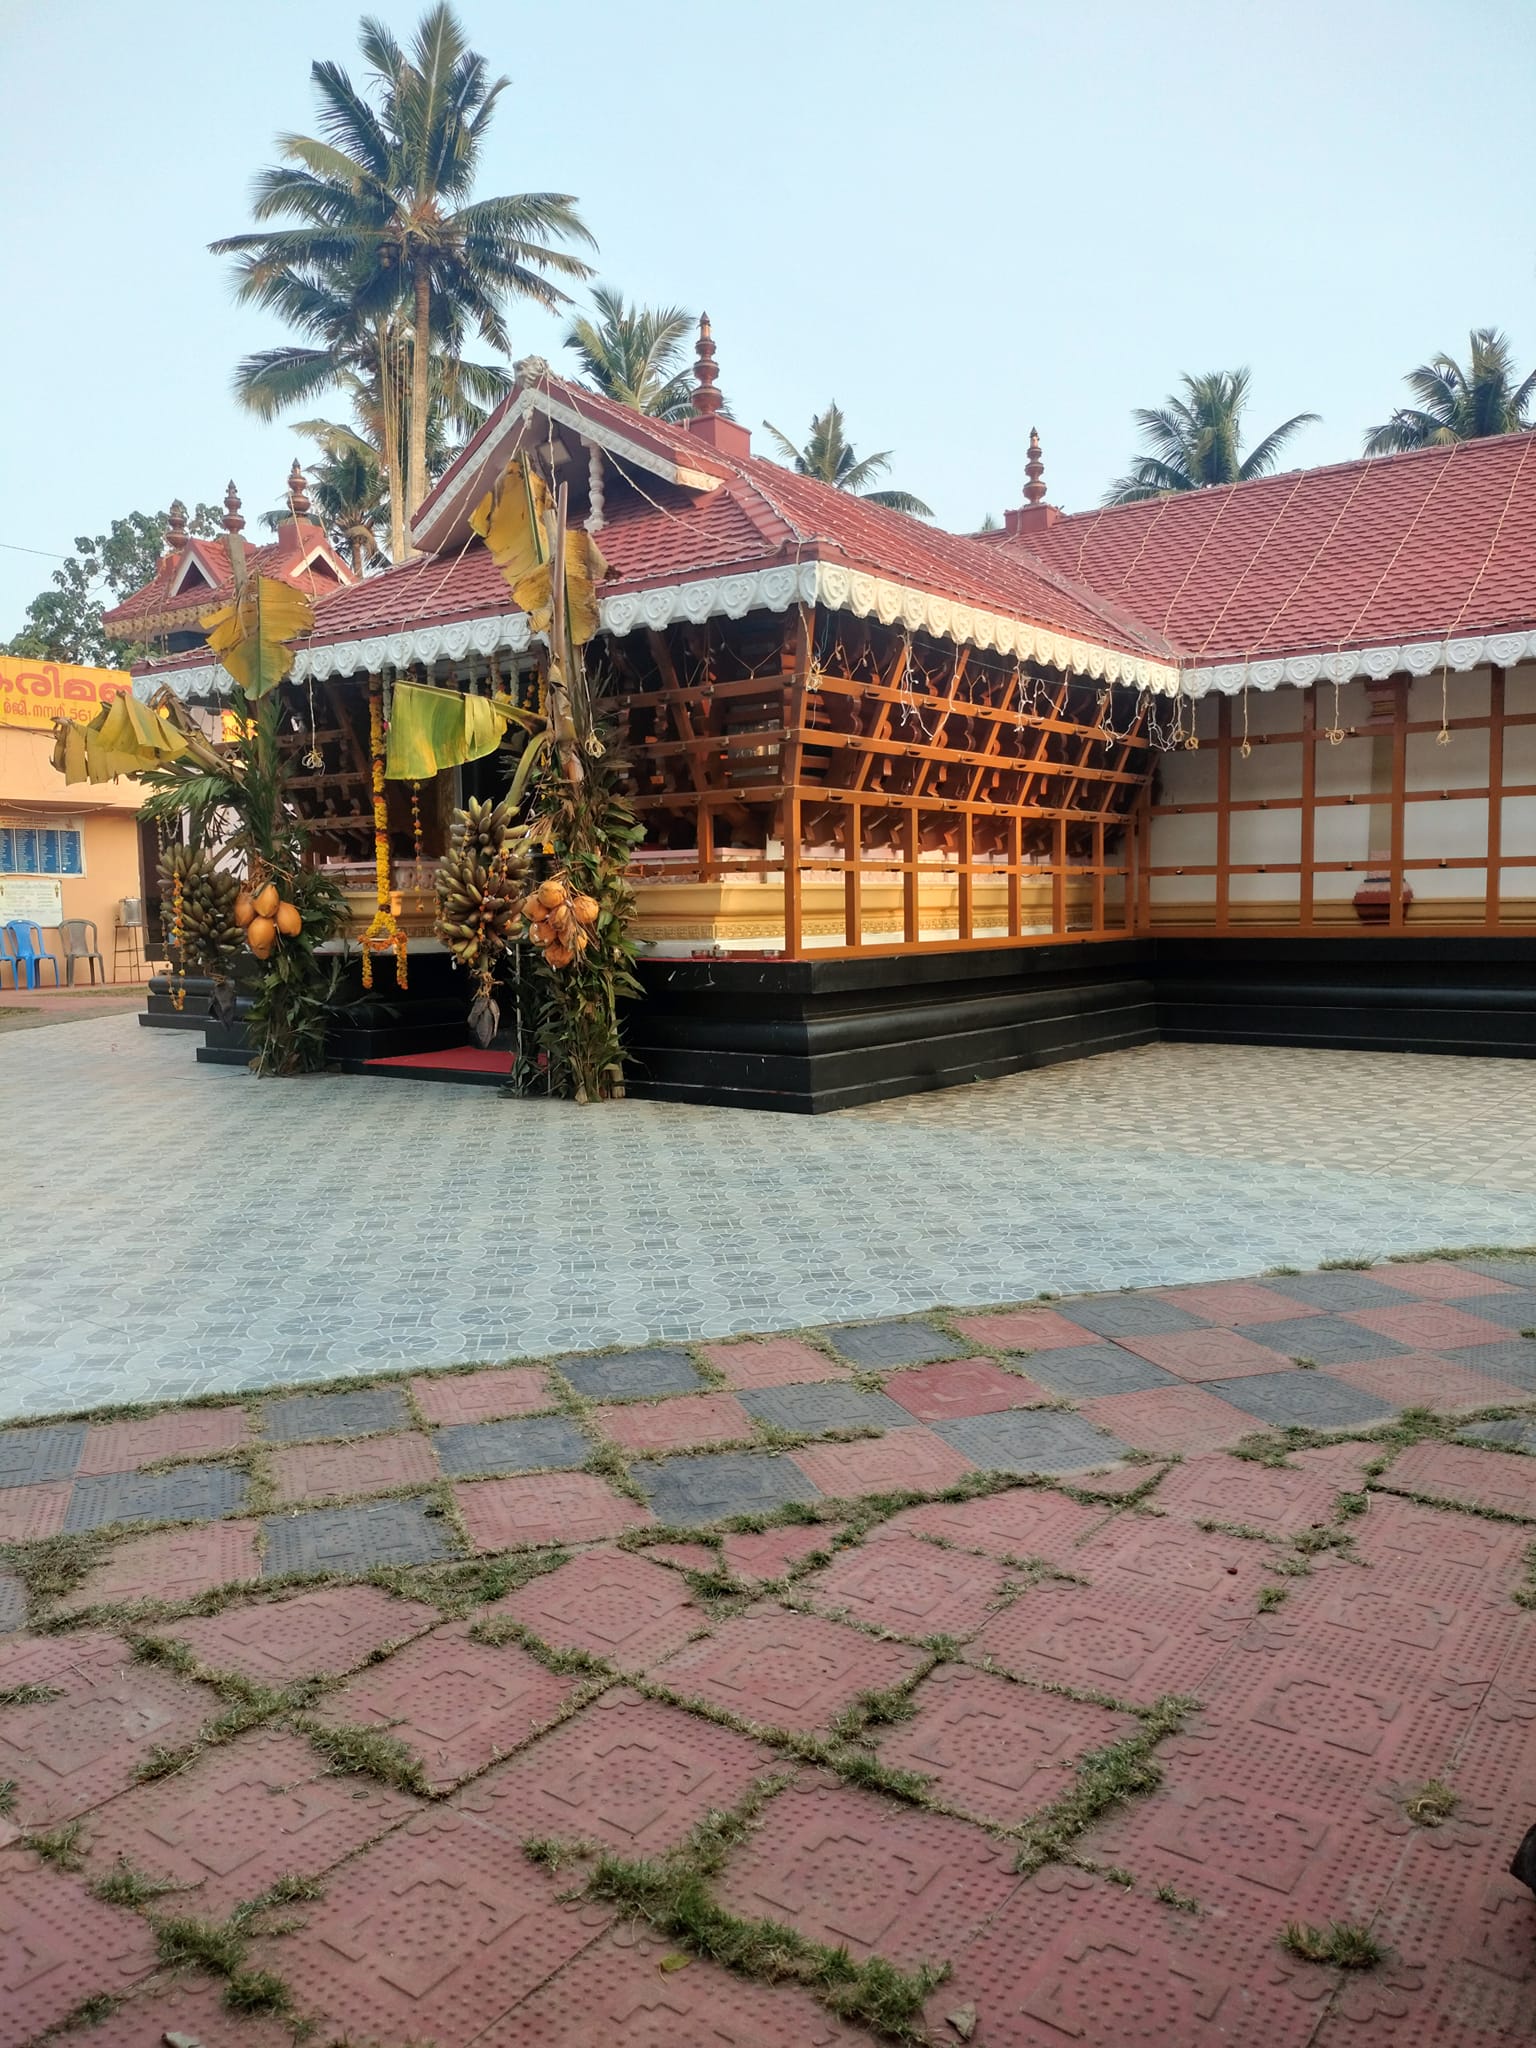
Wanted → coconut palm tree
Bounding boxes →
[211,5,595,546]
[1105,370,1319,504]
[565,287,695,420]
[1364,329,1536,454]
[762,403,933,515]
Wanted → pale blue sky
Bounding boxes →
[2,0,1532,631]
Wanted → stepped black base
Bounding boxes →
[153,934,1534,1111]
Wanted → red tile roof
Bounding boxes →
[104,521,350,629]
[1009,434,1536,665]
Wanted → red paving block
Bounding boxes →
[715,1771,1019,1967]
[1239,1565,1518,1700]
[1076,1517,1274,1601]
[950,1307,1099,1351]
[411,1367,553,1425]
[1077,1385,1258,1457]
[0,1629,218,1827]
[1151,1453,1344,1536]
[77,1405,250,1475]
[489,1549,708,1673]
[247,1808,607,2048]
[882,1356,1051,1420]
[312,1622,580,1791]
[797,1530,1014,1639]
[60,1520,263,1611]
[878,1660,1137,1824]
[1155,1280,1320,1325]
[0,1849,159,2044]
[697,1337,850,1388]
[642,1539,719,1572]
[1116,1328,1297,1381]
[720,1522,839,1582]
[789,1426,974,1498]
[482,1922,871,2046]
[269,1430,438,1504]
[970,1572,1249,1705]
[1381,1439,1536,1519]
[886,1487,1109,1563]
[158,1583,438,1682]
[58,1969,301,2048]
[456,1687,778,1858]
[931,1863,1332,2048]
[1367,1260,1521,1301]
[1345,1300,1515,1350]
[0,1479,72,1543]
[653,1606,924,1734]
[455,1472,654,1551]
[1073,1461,1166,1497]
[590,1392,753,1454]
[1289,1438,1384,1484]
[1324,1350,1527,1414]
[79,1727,419,1915]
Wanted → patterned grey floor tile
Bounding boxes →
[0,1572,26,1633]
[1459,1257,1536,1287]
[930,1409,1131,1474]
[1445,1290,1536,1331]
[820,1321,959,1370]
[432,1415,590,1479]
[1233,1316,1412,1364]
[64,1462,249,1532]
[0,1424,85,1488]
[262,1498,455,1576]
[1054,1294,1206,1338]
[1457,1418,1536,1452]
[261,1388,413,1442]
[1259,1272,1405,1311]
[1018,1346,1182,1399]
[629,1451,821,1526]
[1210,1372,1399,1430]
[1441,1342,1536,1392]
[737,1384,916,1435]
[554,1349,706,1401]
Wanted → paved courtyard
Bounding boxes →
[3,1015,1535,1420]
[1,1258,1534,2046]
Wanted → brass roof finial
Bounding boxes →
[692,312,723,418]
[222,480,246,535]
[1024,427,1047,508]
[286,459,311,521]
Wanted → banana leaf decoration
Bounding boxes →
[386,681,517,780]
[470,457,608,647]
[53,692,192,784]
[200,576,315,697]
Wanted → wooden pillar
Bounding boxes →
[697,798,714,886]
[1051,815,1067,935]
[783,792,802,960]
[903,808,920,946]
[1007,812,1023,938]
[1388,678,1407,931]
[845,799,862,948]
[1092,819,1105,933]
[1215,694,1232,930]
[1299,688,1316,930]
[1487,665,1505,930]
[958,811,974,942]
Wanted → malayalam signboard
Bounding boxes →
[0,877,63,922]
[0,656,131,732]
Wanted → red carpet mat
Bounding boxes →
[364,1047,513,1075]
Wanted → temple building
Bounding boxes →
[108,326,1535,1107]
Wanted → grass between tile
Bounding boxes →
[1281,1919,1385,1969]
[1012,1693,1199,1874]
[1400,1779,1459,1827]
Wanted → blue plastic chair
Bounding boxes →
[0,925,18,990]
[4,921,60,989]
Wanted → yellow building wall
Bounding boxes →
[0,725,151,981]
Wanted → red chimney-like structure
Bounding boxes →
[1003,428,1061,538]
[686,314,752,459]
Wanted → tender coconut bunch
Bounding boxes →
[158,844,244,976]
[521,873,600,969]
[435,795,532,971]
[234,879,303,961]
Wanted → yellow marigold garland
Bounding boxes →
[360,677,407,990]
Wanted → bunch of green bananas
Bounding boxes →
[158,844,244,975]
[434,795,532,970]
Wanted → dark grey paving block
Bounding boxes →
[64,1462,250,1532]
[1261,1271,1404,1311]
[738,1384,916,1436]
[0,1572,26,1634]
[1233,1315,1411,1364]
[263,1497,455,1577]
[1443,1342,1536,1392]
[1458,1418,1536,1454]
[1057,1294,1205,1339]
[821,1320,958,1369]
[262,1387,412,1443]
[433,1415,590,1479]
[630,1451,821,1527]
[1443,1290,1536,1331]
[1210,1372,1398,1430]
[0,1424,85,1490]
[1021,1344,1182,1399]
[1460,1257,1536,1288]
[555,1348,706,1401]
[932,1408,1132,1475]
